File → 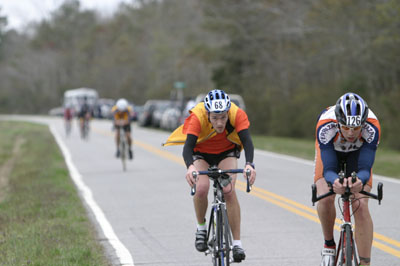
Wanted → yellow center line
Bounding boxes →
[93,127,400,258]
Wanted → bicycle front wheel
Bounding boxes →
[344,224,353,266]
[120,140,127,171]
[221,206,232,266]
[215,208,224,266]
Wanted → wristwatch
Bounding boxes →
[245,162,255,169]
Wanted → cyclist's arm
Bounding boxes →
[357,142,377,185]
[320,142,338,185]
[183,134,198,168]
[112,114,118,125]
[238,129,254,163]
[357,121,380,184]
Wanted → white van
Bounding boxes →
[63,88,99,115]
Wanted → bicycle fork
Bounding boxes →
[336,200,359,266]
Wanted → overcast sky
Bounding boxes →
[0,0,132,31]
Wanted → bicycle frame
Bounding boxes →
[336,172,358,266]
[191,166,251,266]
[312,172,383,266]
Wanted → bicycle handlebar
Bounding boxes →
[311,180,383,206]
[191,168,252,196]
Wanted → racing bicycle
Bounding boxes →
[191,166,251,266]
[312,171,383,266]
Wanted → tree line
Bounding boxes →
[0,0,399,149]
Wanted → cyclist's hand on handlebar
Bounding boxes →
[332,178,347,194]
[244,165,256,185]
[186,164,197,187]
[349,177,363,193]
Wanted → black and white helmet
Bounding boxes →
[335,92,369,127]
[204,89,231,113]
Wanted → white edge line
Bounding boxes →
[49,125,135,266]
[255,148,400,185]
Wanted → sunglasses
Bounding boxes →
[340,124,362,131]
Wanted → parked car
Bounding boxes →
[48,106,64,116]
[97,98,115,119]
[131,105,143,121]
[151,101,174,128]
[160,106,184,131]
[138,100,171,127]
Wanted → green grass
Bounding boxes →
[253,134,400,179]
[0,121,110,266]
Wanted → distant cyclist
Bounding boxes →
[314,92,380,266]
[63,103,74,136]
[77,96,92,138]
[163,89,256,262]
[111,98,133,160]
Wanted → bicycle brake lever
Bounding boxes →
[338,171,345,184]
[245,168,252,193]
[351,172,357,183]
[191,171,197,196]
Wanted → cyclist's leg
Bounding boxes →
[193,158,210,252]
[218,157,240,241]
[115,125,121,146]
[125,124,133,159]
[315,178,337,242]
[316,179,337,266]
[353,185,373,265]
[115,125,121,157]
[314,142,337,245]
[219,156,246,262]
[347,151,373,265]
[124,124,133,160]
[193,158,210,224]
[125,124,132,147]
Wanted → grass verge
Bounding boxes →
[0,121,110,266]
[252,134,400,179]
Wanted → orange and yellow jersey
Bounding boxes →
[163,102,250,154]
[111,105,133,122]
[314,105,380,185]
[184,109,249,154]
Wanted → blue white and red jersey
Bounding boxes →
[314,106,380,185]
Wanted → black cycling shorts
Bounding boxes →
[115,124,131,132]
[192,147,240,167]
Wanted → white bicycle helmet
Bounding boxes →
[116,98,128,111]
[204,89,231,113]
[334,92,368,127]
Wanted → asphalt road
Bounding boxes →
[2,116,399,265]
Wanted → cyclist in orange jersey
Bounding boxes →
[163,89,256,263]
[111,98,133,159]
[314,92,381,266]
